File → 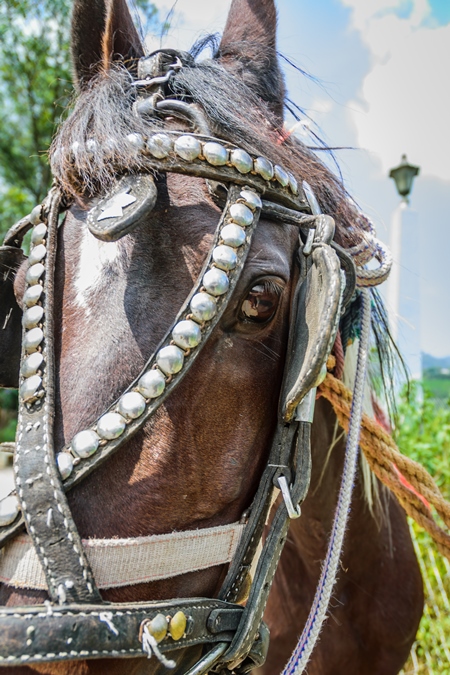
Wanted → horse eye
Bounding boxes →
[240,282,282,324]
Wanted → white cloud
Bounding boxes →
[341,0,450,180]
[145,1,231,54]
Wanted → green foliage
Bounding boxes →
[396,383,450,674]
[394,381,450,500]
[0,0,162,238]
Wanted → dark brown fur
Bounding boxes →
[2,1,423,673]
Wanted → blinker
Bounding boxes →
[0,245,26,388]
[87,173,158,242]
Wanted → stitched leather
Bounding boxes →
[0,599,243,665]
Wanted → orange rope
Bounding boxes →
[318,371,450,561]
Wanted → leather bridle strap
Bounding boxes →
[14,188,102,604]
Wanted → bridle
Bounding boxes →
[0,50,358,672]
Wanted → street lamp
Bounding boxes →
[389,154,420,202]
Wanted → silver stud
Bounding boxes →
[29,205,42,226]
[71,429,100,459]
[212,245,237,271]
[240,190,262,211]
[274,165,289,187]
[31,223,47,246]
[230,149,253,174]
[254,157,274,181]
[118,391,146,420]
[174,135,201,161]
[57,452,74,480]
[0,495,20,527]
[86,139,98,157]
[147,133,173,159]
[23,305,44,330]
[21,352,44,378]
[26,263,45,286]
[203,142,228,166]
[203,268,229,296]
[19,375,42,402]
[190,293,217,322]
[288,173,299,195]
[23,284,43,307]
[126,133,145,151]
[220,224,246,248]
[172,320,202,350]
[97,412,127,440]
[156,345,184,375]
[229,203,254,227]
[24,327,44,354]
[137,370,166,399]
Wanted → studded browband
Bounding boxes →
[0,122,353,670]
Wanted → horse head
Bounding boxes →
[0,1,423,674]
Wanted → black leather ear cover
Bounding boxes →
[281,243,342,421]
[0,246,26,388]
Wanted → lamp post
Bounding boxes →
[389,155,420,203]
[387,155,421,381]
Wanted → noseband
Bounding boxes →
[0,51,357,673]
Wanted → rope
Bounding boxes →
[282,288,372,675]
[319,372,450,561]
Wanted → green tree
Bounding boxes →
[0,0,161,238]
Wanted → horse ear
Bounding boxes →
[71,0,144,90]
[217,0,285,119]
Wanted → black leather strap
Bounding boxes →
[0,598,243,666]
[14,190,102,605]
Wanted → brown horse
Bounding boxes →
[0,0,423,673]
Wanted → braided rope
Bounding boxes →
[282,289,372,675]
[319,373,450,561]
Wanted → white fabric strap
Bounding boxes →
[0,522,245,590]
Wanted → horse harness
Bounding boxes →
[0,51,356,673]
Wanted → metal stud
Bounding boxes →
[220,224,246,248]
[254,157,274,181]
[190,292,217,322]
[137,370,166,399]
[29,205,42,226]
[156,345,184,375]
[229,203,254,227]
[169,612,187,641]
[19,374,42,402]
[0,495,20,527]
[147,614,168,643]
[71,429,100,459]
[172,320,202,350]
[118,392,146,420]
[57,452,74,480]
[240,189,262,211]
[203,268,229,296]
[126,133,145,151]
[146,133,173,159]
[23,305,44,330]
[21,352,44,378]
[24,327,44,354]
[274,165,289,187]
[23,284,43,307]
[31,223,47,246]
[26,263,45,286]
[230,149,253,174]
[288,173,299,195]
[174,135,201,161]
[212,245,237,271]
[97,412,127,440]
[203,142,228,166]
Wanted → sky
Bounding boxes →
[143,0,450,358]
